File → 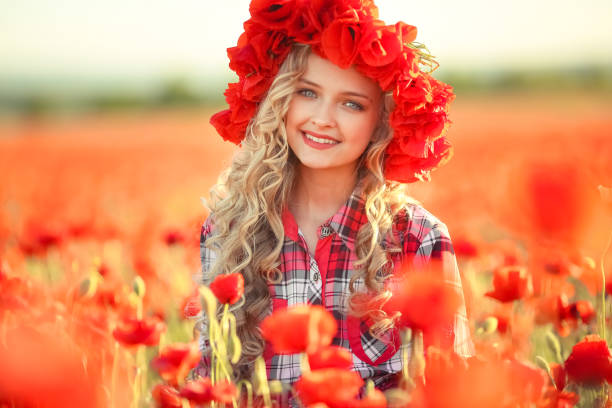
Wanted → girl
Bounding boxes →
[197,0,474,396]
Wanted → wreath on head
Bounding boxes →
[210,0,455,183]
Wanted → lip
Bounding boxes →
[301,130,339,150]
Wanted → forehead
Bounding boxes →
[300,53,382,100]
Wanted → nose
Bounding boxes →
[311,100,336,128]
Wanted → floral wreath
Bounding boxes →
[210,0,455,183]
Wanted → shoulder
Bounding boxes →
[200,215,216,243]
[200,215,218,278]
[392,201,452,250]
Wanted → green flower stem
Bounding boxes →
[299,353,310,374]
[130,366,141,408]
[221,303,230,341]
[137,345,147,406]
[209,305,233,385]
[254,357,271,408]
[400,329,415,391]
[236,380,253,408]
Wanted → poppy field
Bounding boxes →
[1,91,611,407]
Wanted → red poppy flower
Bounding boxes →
[453,236,480,259]
[210,79,260,145]
[261,304,337,354]
[18,221,64,257]
[0,274,35,311]
[180,290,202,319]
[151,342,201,386]
[564,335,612,385]
[308,345,353,370]
[227,38,261,79]
[536,295,595,337]
[421,354,548,408]
[320,13,363,69]
[564,300,595,325]
[179,378,237,405]
[514,161,599,250]
[245,24,293,72]
[355,48,418,92]
[539,388,579,408]
[249,0,297,31]
[163,228,185,246]
[505,359,548,404]
[0,323,101,408]
[485,265,531,303]
[382,268,461,343]
[152,384,183,408]
[295,368,364,408]
[112,315,166,347]
[209,273,245,305]
[210,380,238,404]
[606,276,612,297]
[481,309,510,335]
[391,74,434,115]
[550,363,566,391]
[179,377,215,405]
[287,6,323,45]
[210,109,245,146]
[384,137,453,183]
[358,21,402,67]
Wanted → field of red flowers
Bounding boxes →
[1,91,611,407]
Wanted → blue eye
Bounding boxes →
[297,88,316,98]
[345,101,364,111]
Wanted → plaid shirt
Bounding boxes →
[197,186,474,393]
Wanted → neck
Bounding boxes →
[289,165,359,225]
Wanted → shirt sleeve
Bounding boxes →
[414,222,475,358]
[194,217,216,378]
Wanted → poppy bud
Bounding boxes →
[133,275,146,298]
[476,317,498,335]
[78,275,98,298]
[545,331,562,363]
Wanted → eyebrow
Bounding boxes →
[298,78,373,102]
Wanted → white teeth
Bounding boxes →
[303,132,338,144]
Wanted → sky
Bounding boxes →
[1,0,611,83]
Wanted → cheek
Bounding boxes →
[352,115,379,145]
[286,99,308,126]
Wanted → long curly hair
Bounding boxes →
[201,43,414,380]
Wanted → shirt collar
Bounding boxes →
[281,182,368,252]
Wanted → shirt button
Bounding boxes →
[312,272,320,282]
[319,225,332,239]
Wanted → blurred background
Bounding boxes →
[1,0,611,279]
[1,2,611,406]
[1,0,611,117]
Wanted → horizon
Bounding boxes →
[1,0,611,86]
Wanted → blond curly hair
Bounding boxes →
[201,43,415,380]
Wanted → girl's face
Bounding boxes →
[285,53,382,176]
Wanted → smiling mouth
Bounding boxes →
[302,131,339,145]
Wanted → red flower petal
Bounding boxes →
[151,342,201,387]
[209,273,245,305]
[308,345,353,370]
[112,315,166,347]
[261,304,337,355]
[295,368,364,408]
[564,334,612,385]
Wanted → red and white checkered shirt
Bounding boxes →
[197,186,474,391]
